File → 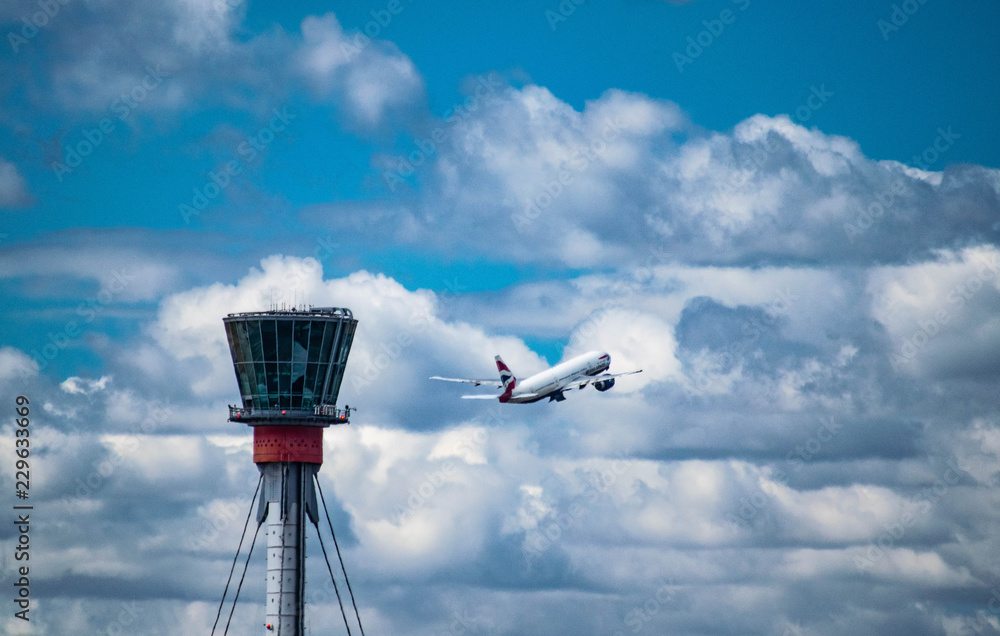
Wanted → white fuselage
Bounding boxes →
[506,350,611,403]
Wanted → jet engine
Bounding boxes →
[593,378,615,392]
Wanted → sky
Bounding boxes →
[2,0,1000,634]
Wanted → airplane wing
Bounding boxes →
[430,376,503,388]
[564,369,643,390]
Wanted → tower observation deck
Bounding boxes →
[224,306,357,427]
[221,307,359,635]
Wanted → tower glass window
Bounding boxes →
[223,308,357,418]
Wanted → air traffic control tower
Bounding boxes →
[223,307,357,634]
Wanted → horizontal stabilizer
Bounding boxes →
[431,376,502,388]
[461,394,503,400]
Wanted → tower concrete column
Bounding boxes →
[263,464,304,634]
[257,442,321,635]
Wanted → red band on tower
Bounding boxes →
[253,426,324,464]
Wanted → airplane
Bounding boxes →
[430,350,642,403]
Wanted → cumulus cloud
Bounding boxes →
[7,216,998,635]
[335,87,1000,270]
[565,306,682,390]
[6,240,1000,634]
[149,255,544,414]
[297,14,425,130]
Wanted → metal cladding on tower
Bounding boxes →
[223,307,358,463]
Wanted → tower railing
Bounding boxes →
[227,404,351,425]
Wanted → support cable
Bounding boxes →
[211,473,262,636]
[315,475,366,636]
[223,518,264,636]
[312,518,352,636]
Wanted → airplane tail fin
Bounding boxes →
[495,355,516,402]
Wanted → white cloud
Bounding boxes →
[868,246,1000,376]
[60,374,111,395]
[0,235,181,302]
[734,113,862,177]
[0,157,31,207]
[35,0,246,112]
[565,306,682,390]
[297,13,425,129]
[150,255,543,408]
[319,422,528,575]
[6,4,424,134]
[168,0,244,54]
[0,346,39,380]
[9,239,1000,634]
[349,86,1000,270]
[102,235,997,633]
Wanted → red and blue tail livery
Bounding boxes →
[495,356,517,402]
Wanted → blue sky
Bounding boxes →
[3,0,999,375]
[2,1,1000,634]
